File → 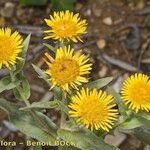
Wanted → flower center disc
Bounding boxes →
[54,21,77,37]
[0,36,14,61]
[129,82,150,105]
[79,97,107,123]
[51,58,79,85]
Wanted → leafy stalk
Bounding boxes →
[60,91,67,128]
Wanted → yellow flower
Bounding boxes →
[121,73,150,113]
[0,28,23,69]
[44,46,92,91]
[44,10,87,43]
[69,88,118,131]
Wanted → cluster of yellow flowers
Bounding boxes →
[0,10,149,132]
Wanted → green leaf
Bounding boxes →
[51,0,76,11]
[13,88,23,101]
[56,100,69,115]
[36,111,58,137]
[13,77,31,101]
[137,112,150,121]
[107,87,126,117]
[12,36,32,100]
[32,64,50,85]
[43,43,55,52]
[134,125,150,144]
[13,60,24,76]
[13,34,31,75]
[20,101,58,110]
[0,98,57,145]
[85,77,113,90]
[57,129,119,150]
[53,87,62,101]
[0,77,20,93]
[119,115,150,130]
[20,0,47,6]
[22,34,31,60]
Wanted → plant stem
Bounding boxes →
[60,91,67,128]
[9,69,15,82]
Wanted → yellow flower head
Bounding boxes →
[44,46,92,91]
[0,28,23,69]
[69,88,118,131]
[44,10,87,43]
[121,73,150,113]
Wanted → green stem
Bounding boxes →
[9,69,15,82]
[60,91,67,128]
[24,99,30,106]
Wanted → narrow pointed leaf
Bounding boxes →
[134,125,150,144]
[13,77,31,101]
[0,77,20,93]
[56,100,69,115]
[43,43,55,52]
[107,87,126,116]
[32,64,50,85]
[85,77,113,90]
[57,129,119,150]
[13,34,31,75]
[20,101,58,110]
[119,115,150,130]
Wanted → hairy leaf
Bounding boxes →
[0,77,20,93]
[58,129,119,150]
[0,98,57,145]
[134,125,150,144]
[119,115,150,130]
[13,34,31,75]
[85,77,113,90]
[32,64,50,85]
[20,101,58,110]
[13,77,31,101]
[43,43,55,52]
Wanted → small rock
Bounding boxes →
[136,0,145,10]
[104,130,127,146]
[103,17,113,26]
[112,76,123,92]
[76,3,83,11]
[16,7,25,21]
[92,4,102,17]
[128,136,141,148]
[31,84,45,93]
[3,120,18,132]
[144,145,150,150]
[16,7,28,24]
[98,66,108,77]
[97,38,106,49]
[84,9,91,16]
[1,2,15,18]
[41,92,53,101]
